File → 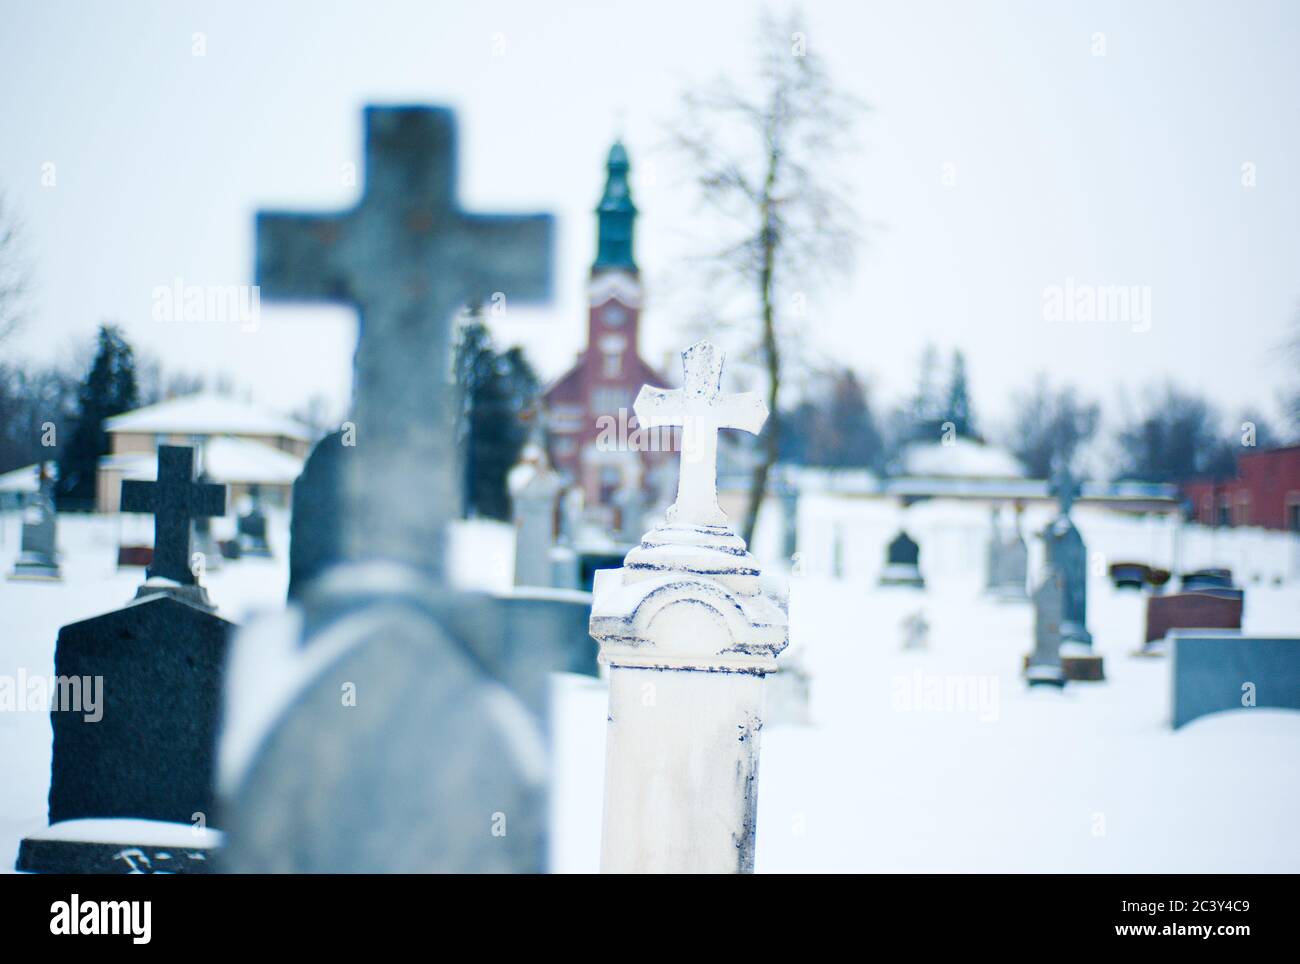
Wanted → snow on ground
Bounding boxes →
[3,507,1299,873]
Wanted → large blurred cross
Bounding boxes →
[255,107,553,579]
[121,445,225,585]
[635,341,767,528]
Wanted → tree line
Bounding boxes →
[778,344,1287,483]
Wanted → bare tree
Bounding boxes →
[1006,375,1101,479]
[668,8,863,543]
[0,192,31,345]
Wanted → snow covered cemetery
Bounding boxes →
[3,3,1300,878]
[4,331,1300,872]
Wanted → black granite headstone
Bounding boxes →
[879,530,925,588]
[17,446,232,874]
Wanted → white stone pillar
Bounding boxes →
[589,341,788,873]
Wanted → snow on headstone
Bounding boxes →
[219,105,559,873]
[589,340,788,873]
[633,340,766,527]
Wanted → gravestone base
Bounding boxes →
[988,583,1028,603]
[1022,651,1105,681]
[8,557,62,581]
[17,820,221,874]
[879,563,925,588]
[1063,652,1105,681]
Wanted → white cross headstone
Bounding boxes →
[634,341,767,527]
[589,341,787,874]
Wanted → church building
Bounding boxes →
[542,142,671,512]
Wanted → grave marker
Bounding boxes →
[589,341,788,873]
[8,463,60,581]
[17,446,231,873]
[219,105,558,873]
[120,445,225,609]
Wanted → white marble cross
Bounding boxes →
[634,341,767,527]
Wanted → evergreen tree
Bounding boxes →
[453,319,539,521]
[57,324,138,509]
[944,349,977,439]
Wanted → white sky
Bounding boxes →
[2,0,1298,434]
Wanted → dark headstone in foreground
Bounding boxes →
[47,596,234,825]
[18,594,233,873]
[1172,632,1300,728]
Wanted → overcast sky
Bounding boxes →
[2,0,1298,435]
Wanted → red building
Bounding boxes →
[1183,445,1300,531]
[542,142,671,509]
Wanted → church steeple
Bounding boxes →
[593,141,637,274]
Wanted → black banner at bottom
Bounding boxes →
[0,873,1285,947]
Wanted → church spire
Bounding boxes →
[593,140,637,274]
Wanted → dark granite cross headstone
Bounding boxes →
[256,106,553,580]
[16,447,233,874]
[121,445,225,590]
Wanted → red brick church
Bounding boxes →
[542,142,671,510]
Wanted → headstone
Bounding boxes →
[612,478,645,544]
[8,462,60,581]
[120,445,226,610]
[1044,466,1094,650]
[590,341,787,873]
[984,505,1003,591]
[1171,632,1300,728]
[16,446,231,874]
[509,442,562,588]
[236,484,273,558]
[1180,568,1236,596]
[192,470,223,574]
[1108,561,1150,590]
[879,530,925,588]
[1025,566,1066,687]
[288,429,346,600]
[218,105,557,873]
[1142,592,1243,654]
[986,504,1028,601]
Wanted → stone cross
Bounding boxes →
[634,341,766,527]
[121,446,225,586]
[256,106,553,579]
[591,341,787,873]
